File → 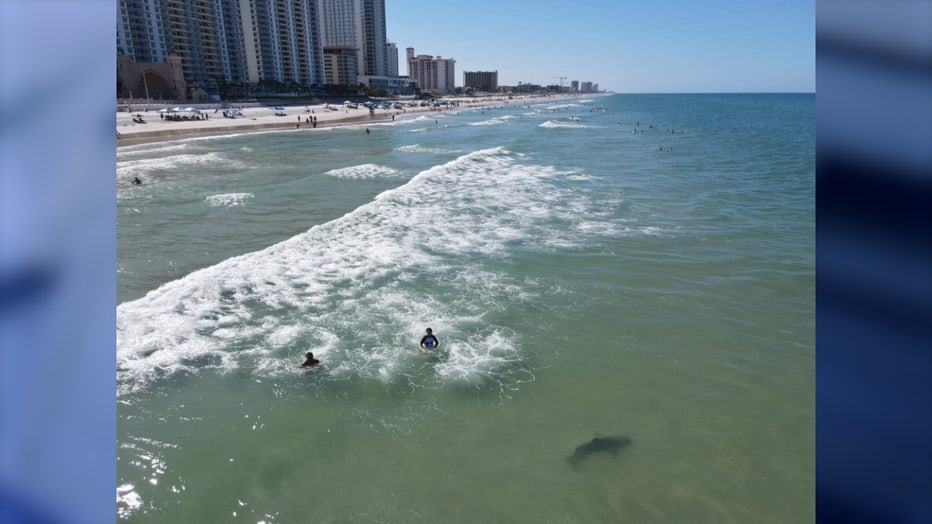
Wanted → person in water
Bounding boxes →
[420,328,439,352]
[132,177,142,185]
[301,352,320,367]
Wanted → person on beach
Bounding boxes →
[420,328,439,352]
[301,352,320,367]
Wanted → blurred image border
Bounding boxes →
[0,1,929,523]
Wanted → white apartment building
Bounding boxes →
[241,0,325,86]
[118,0,325,89]
[386,41,398,77]
[406,48,455,94]
[117,0,394,98]
[317,0,388,80]
[323,46,359,85]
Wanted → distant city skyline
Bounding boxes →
[116,0,814,97]
[385,0,815,93]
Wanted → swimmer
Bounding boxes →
[419,328,439,352]
[301,352,320,367]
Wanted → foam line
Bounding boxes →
[117,147,601,396]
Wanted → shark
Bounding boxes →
[566,434,632,468]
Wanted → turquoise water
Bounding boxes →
[116,94,815,522]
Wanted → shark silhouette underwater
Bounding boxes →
[566,434,632,468]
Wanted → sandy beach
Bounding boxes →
[115,95,550,147]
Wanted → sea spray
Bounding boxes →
[118,148,598,397]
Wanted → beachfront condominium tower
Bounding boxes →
[239,0,324,86]
[322,46,359,85]
[117,0,248,90]
[117,0,325,95]
[463,71,498,92]
[317,0,388,81]
[386,42,398,77]
[406,48,456,94]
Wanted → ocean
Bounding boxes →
[116,93,815,523]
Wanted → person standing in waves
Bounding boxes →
[420,328,439,352]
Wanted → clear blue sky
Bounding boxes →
[385,0,814,93]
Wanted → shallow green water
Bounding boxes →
[117,93,814,522]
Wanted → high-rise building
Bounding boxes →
[359,0,388,77]
[317,0,388,80]
[322,46,359,85]
[570,80,579,92]
[386,42,398,77]
[117,0,169,64]
[240,0,324,86]
[117,0,248,90]
[118,0,329,97]
[317,0,357,48]
[463,71,497,92]
[407,48,455,94]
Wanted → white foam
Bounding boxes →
[325,164,402,179]
[539,120,589,129]
[116,484,142,519]
[394,144,454,154]
[204,193,254,207]
[117,147,599,396]
[468,115,517,126]
[406,115,442,124]
[544,103,581,111]
[117,152,242,179]
[117,142,191,160]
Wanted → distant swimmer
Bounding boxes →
[132,177,142,185]
[420,327,439,352]
[301,352,320,367]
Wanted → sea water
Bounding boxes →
[116,94,815,522]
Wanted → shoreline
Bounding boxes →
[117,110,393,147]
[116,95,577,148]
